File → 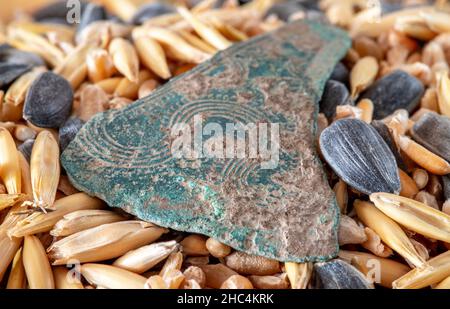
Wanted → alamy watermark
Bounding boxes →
[66,0,81,24]
[170,115,280,169]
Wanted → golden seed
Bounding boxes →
[51,209,125,237]
[225,251,280,276]
[8,193,105,238]
[0,127,21,194]
[370,192,450,243]
[220,274,254,289]
[356,98,374,123]
[248,274,289,289]
[436,70,450,117]
[177,7,232,50]
[6,247,26,289]
[109,37,140,83]
[199,264,238,289]
[86,48,116,83]
[82,263,147,289]
[78,85,108,122]
[435,276,450,289]
[285,262,313,289]
[339,250,410,288]
[95,77,123,94]
[182,266,206,288]
[398,169,419,198]
[53,267,83,289]
[138,79,159,99]
[160,251,183,278]
[350,56,379,98]
[177,30,217,54]
[361,227,393,258]
[113,240,178,274]
[180,234,209,256]
[23,235,54,289]
[398,135,450,175]
[393,250,450,289]
[134,36,172,80]
[48,221,167,265]
[145,275,168,289]
[205,237,231,258]
[30,130,60,210]
[414,190,439,210]
[333,179,348,213]
[139,26,210,64]
[421,12,450,34]
[354,200,425,268]
[163,268,185,289]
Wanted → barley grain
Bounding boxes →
[6,247,26,289]
[133,36,171,79]
[205,237,231,258]
[398,169,419,198]
[82,263,147,289]
[53,267,83,289]
[23,235,54,289]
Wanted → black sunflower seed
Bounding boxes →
[265,2,304,21]
[330,62,349,85]
[371,120,406,170]
[360,70,424,119]
[59,117,85,152]
[319,118,400,195]
[411,112,450,162]
[319,80,353,120]
[18,139,35,163]
[0,44,45,67]
[23,72,73,128]
[33,1,87,22]
[442,175,450,201]
[130,3,175,25]
[313,259,373,289]
[0,63,31,89]
[77,3,107,33]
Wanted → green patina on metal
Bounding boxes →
[62,20,351,262]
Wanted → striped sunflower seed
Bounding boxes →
[313,259,373,289]
[319,118,400,195]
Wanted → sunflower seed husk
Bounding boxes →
[319,80,353,120]
[350,56,378,99]
[77,3,107,33]
[23,72,73,128]
[370,192,450,243]
[113,240,178,274]
[8,193,104,238]
[314,259,373,289]
[338,250,410,288]
[17,139,34,163]
[51,209,125,237]
[131,3,175,25]
[48,221,168,265]
[0,127,21,194]
[411,111,450,162]
[23,235,54,289]
[338,215,367,245]
[59,117,84,152]
[0,194,25,211]
[354,200,426,268]
[399,135,450,175]
[81,263,147,289]
[361,70,425,119]
[393,249,450,289]
[53,266,84,289]
[330,62,349,84]
[371,120,406,169]
[6,247,26,289]
[0,44,45,67]
[133,36,171,80]
[320,118,400,195]
[0,63,30,90]
[109,38,140,83]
